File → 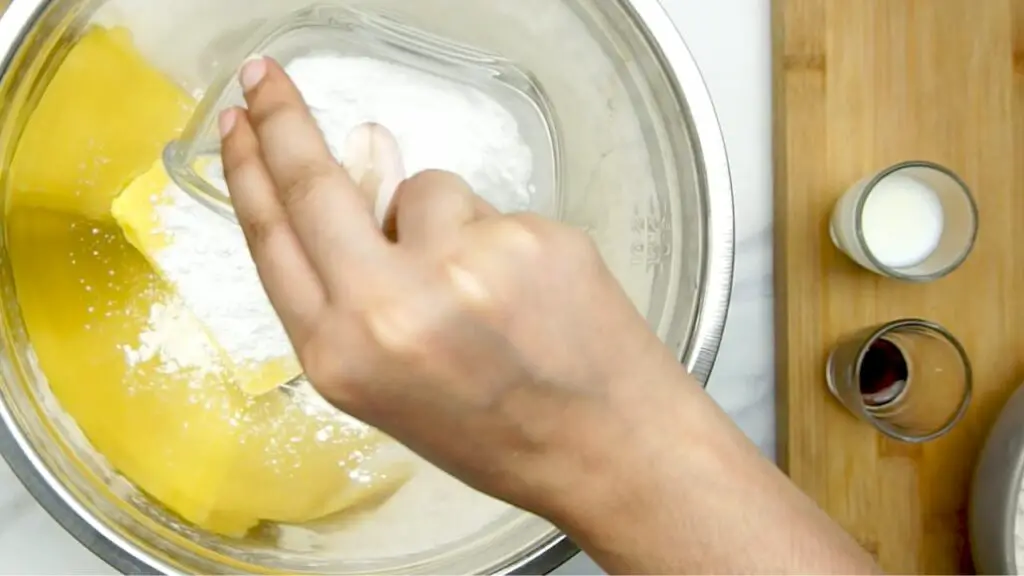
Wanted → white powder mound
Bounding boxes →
[148,181,293,369]
[122,298,224,374]
[289,54,536,214]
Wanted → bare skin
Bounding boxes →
[218,56,881,575]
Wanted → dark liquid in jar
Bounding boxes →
[859,337,908,407]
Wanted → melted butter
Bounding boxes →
[7,26,409,538]
[8,207,249,533]
[10,26,193,221]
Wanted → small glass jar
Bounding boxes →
[826,318,972,443]
[829,161,978,282]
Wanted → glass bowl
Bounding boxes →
[163,3,559,224]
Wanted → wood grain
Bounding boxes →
[773,0,1024,572]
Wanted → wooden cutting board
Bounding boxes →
[773,0,1024,572]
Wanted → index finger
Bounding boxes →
[237,56,387,284]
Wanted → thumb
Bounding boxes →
[384,170,498,246]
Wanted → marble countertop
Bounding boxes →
[669,0,774,459]
[0,0,773,573]
[563,2,773,571]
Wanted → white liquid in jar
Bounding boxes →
[860,175,944,269]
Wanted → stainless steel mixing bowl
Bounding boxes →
[0,0,734,573]
[970,382,1024,574]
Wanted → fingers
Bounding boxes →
[219,107,326,341]
[385,170,498,246]
[238,56,388,285]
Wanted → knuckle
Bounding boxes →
[396,170,473,210]
[296,334,342,385]
[296,333,362,407]
[237,208,287,248]
[500,214,599,266]
[505,211,547,232]
[245,91,300,128]
[522,215,600,264]
[223,154,263,187]
[364,303,434,356]
[300,357,344,394]
[493,215,546,258]
[259,104,314,140]
[221,138,251,174]
[281,166,338,209]
[404,168,468,189]
[443,260,495,309]
[401,169,441,188]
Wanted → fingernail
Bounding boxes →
[239,55,268,91]
[342,122,406,224]
[218,108,237,138]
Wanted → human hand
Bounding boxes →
[218,56,885,576]
[218,56,687,521]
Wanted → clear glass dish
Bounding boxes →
[163,3,559,223]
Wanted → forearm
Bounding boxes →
[554,364,880,574]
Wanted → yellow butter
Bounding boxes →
[8,207,246,533]
[108,160,171,254]
[8,26,409,537]
[213,392,414,525]
[10,26,193,221]
[13,203,409,536]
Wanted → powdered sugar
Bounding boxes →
[121,299,222,374]
[147,181,293,369]
[290,54,536,214]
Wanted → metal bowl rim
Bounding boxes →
[0,0,735,572]
[970,383,1024,575]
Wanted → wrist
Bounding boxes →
[541,353,745,573]
[539,352,713,538]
